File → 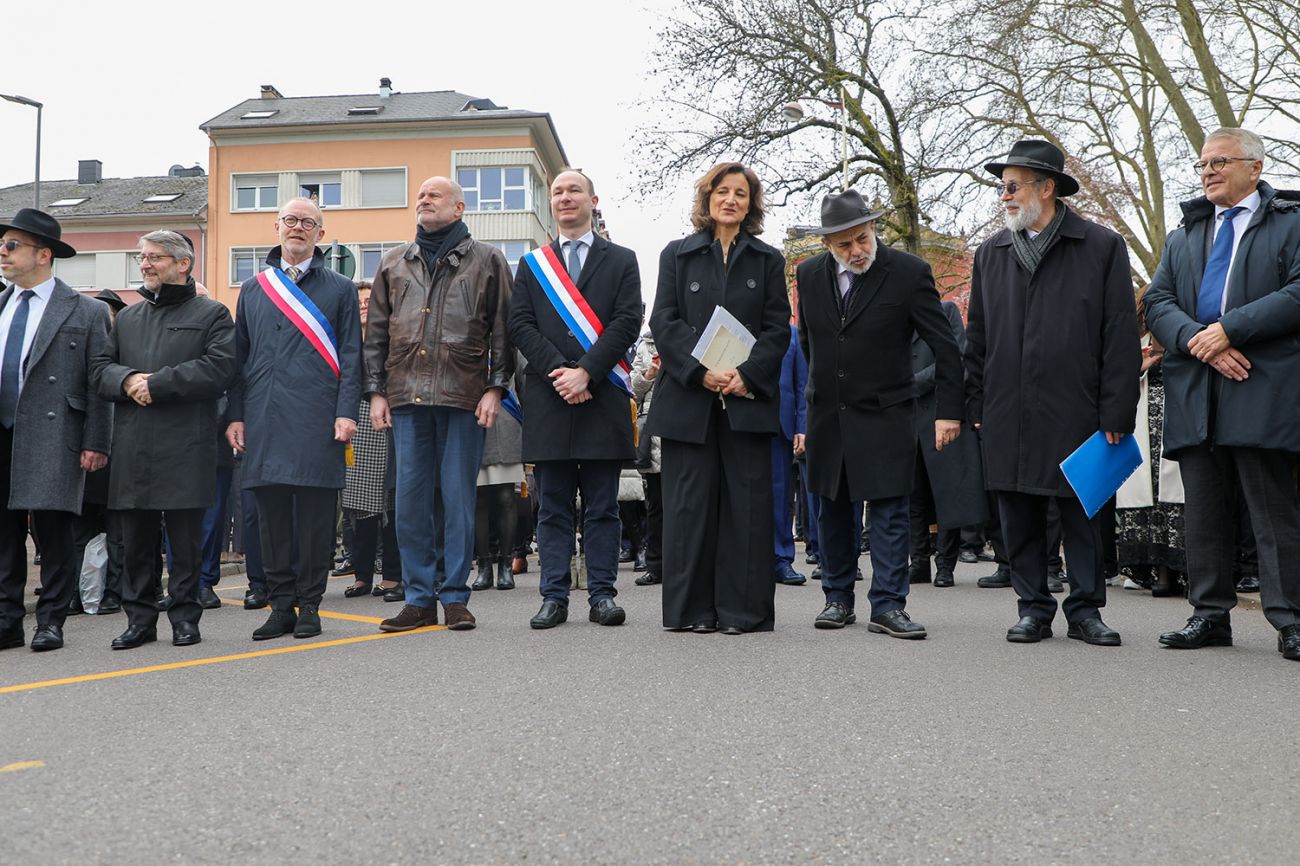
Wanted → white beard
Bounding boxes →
[1004,195,1043,233]
[833,245,876,275]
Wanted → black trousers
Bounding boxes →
[120,508,204,629]
[348,508,401,586]
[1179,444,1300,630]
[908,444,960,571]
[253,485,337,611]
[644,473,664,576]
[997,491,1105,624]
[660,403,775,631]
[0,426,77,633]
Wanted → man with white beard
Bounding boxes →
[965,140,1141,646]
[796,190,964,636]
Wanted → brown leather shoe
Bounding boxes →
[379,604,438,632]
[443,602,476,631]
[511,556,528,575]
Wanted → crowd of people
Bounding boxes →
[0,126,1296,665]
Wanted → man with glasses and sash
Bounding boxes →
[966,140,1140,647]
[227,198,362,641]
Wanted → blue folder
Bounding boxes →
[1059,431,1144,519]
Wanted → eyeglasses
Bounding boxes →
[1192,156,1257,174]
[134,253,175,264]
[0,239,40,253]
[994,180,1045,196]
[278,215,320,231]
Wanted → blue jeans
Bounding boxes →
[392,405,484,608]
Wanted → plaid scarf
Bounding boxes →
[1010,200,1069,274]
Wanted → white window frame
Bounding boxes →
[230,246,274,286]
[357,242,408,281]
[232,175,279,212]
[457,166,530,213]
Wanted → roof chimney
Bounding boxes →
[260,84,284,99]
[78,160,103,185]
[379,77,392,99]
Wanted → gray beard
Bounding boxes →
[834,247,876,275]
[1004,196,1043,233]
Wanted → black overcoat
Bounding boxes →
[1144,182,1300,455]
[508,235,641,462]
[912,301,987,529]
[228,247,363,490]
[646,230,790,443]
[92,281,236,510]
[965,208,1141,496]
[797,245,964,501]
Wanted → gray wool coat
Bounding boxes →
[2,279,113,513]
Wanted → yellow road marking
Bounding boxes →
[218,599,384,624]
[0,627,445,696]
[0,760,45,773]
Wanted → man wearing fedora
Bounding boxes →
[797,190,964,637]
[0,208,113,652]
[966,140,1140,645]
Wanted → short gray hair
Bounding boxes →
[140,230,194,275]
[280,196,325,226]
[1206,127,1266,162]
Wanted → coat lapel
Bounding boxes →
[842,256,890,329]
[1224,203,1268,309]
[577,236,607,292]
[25,280,78,372]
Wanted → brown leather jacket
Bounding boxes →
[364,233,514,411]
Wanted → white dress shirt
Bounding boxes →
[1214,189,1261,314]
[0,276,56,391]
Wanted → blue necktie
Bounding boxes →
[1196,206,1245,325]
[566,240,583,282]
[0,290,35,429]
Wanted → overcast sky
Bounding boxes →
[0,0,807,303]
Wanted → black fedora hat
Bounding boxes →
[0,208,77,259]
[807,190,886,235]
[984,140,1079,197]
[94,288,127,312]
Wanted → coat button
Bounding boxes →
[47,411,55,419]
[423,307,431,314]
[747,279,756,288]
[420,349,427,356]
[414,396,422,403]
[47,376,56,383]
[689,282,700,293]
[567,330,575,338]
[838,370,845,378]
[69,341,77,348]
[839,335,845,342]
[839,403,846,411]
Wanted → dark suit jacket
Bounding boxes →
[797,245,963,501]
[508,234,642,462]
[647,230,790,443]
[778,323,807,442]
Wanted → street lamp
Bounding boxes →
[1,93,43,209]
[781,87,849,191]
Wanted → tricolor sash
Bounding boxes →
[522,245,633,397]
[256,267,341,378]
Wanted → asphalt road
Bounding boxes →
[2,554,1295,866]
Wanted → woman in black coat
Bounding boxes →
[647,163,791,633]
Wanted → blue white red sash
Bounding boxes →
[522,245,633,397]
[256,267,340,378]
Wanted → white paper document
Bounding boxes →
[691,305,757,399]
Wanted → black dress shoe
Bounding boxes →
[691,620,718,634]
[618,547,635,563]
[343,582,372,598]
[382,584,405,603]
[805,552,819,565]
[330,558,356,577]
[1159,616,1232,649]
[67,597,85,615]
[589,598,626,626]
[1279,624,1300,661]
[199,585,222,609]
[1047,571,1065,594]
[814,602,856,629]
[634,571,662,586]
[868,609,927,639]
[1067,616,1121,646]
[172,622,202,647]
[933,568,955,588]
[530,600,568,629]
[775,563,807,586]
[720,625,745,635]
[978,570,1012,588]
[907,563,932,585]
[111,624,158,650]
[1006,616,1053,643]
[294,605,322,638]
[1235,574,1261,593]
[0,627,25,650]
[244,589,269,610]
[633,550,648,572]
[98,596,122,614]
[157,594,174,611]
[471,560,493,591]
[253,610,297,641]
[30,624,63,652]
[958,550,979,564]
[810,566,823,580]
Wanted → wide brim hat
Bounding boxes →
[0,207,76,258]
[984,139,1079,197]
[807,190,886,235]
[94,288,127,311]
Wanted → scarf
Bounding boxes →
[415,219,471,276]
[1010,199,1069,275]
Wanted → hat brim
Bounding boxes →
[984,159,1079,197]
[0,222,77,258]
[807,209,886,236]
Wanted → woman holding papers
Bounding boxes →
[646,162,791,634]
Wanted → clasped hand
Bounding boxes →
[702,368,748,397]
[549,366,592,405]
[123,372,151,406]
[1188,323,1250,382]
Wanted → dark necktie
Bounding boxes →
[0,290,36,429]
[1196,206,1245,325]
[566,240,583,282]
[284,265,302,283]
